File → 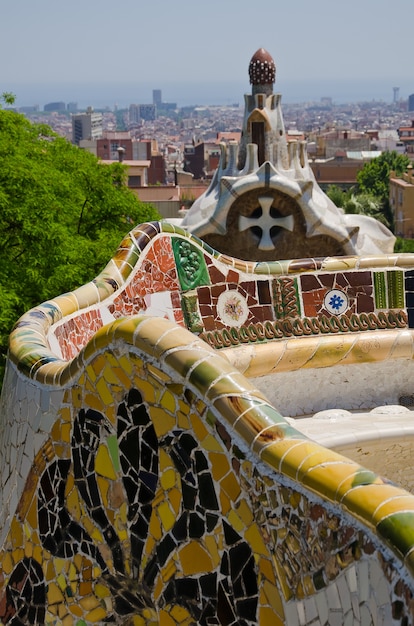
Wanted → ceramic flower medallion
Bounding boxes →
[324,288,349,315]
[217,290,249,327]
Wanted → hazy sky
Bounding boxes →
[1,0,413,106]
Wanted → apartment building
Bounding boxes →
[72,107,103,145]
[398,121,414,154]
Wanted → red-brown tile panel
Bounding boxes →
[111,236,180,319]
[54,310,103,360]
[301,271,374,318]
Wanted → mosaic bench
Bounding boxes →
[2,221,414,624]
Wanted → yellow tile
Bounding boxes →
[179,541,213,575]
[60,421,72,443]
[260,439,312,475]
[22,524,32,540]
[48,582,65,604]
[160,389,177,413]
[210,452,230,481]
[72,554,83,571]
[160,467,178,491]
[32,545,43,566]
[97,476,110,507]
[26,501,38,531]
[2,552,13,575]
[220,472,241,502]
[46,561,56,582]
[296,447,349,480]
[129,616,148,626]
[86,606,107,623]
[149,507,163,541]
[118,354,133,376]
[176,411,190,430]
[245,524,269,556]
[135,379,156,405]
[158,501,176,532]
[79,594,100,610]
[258,606,284,626]
[13,548,24,565]
[190,413,209,441]
[95,445,117,480]
[170,603,194,624]
[201,434,224,453]
[261,578,285,619]
[68,562,77,582]
[69,604,83,617]
[95,376,114,406]
[102,362,123,385]
[87,354,106,381]
[220,490,231,516]
[111,365,133,390]
[227,509,243,533]
[344,484,413,525]
[79,581,93,596]
[161,559,177,583]
[236,499,254,527]
[151,406,176,438]
[204,534,220,569]
[259,556,276,585]
[10,518,24,547]
[373,493,414,522]
[159,610,176,626]
[84,393,105,412]
[60,406,72,424]
[168,488,182,515]
[50,419,62,441]
[47,603,59,616]
[153,574,164,601]
[178,399,190,416]
[302,461,365,503]
[147,363,172,384]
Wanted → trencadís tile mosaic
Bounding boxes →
[2,222,414,624]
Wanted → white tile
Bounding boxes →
[315,590,329,625]
[358,561,370,603]
[326,582,341,610]
[337,571,352,613]
[283,601,300,626]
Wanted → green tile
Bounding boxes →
[387,270,405,309]
[172,237,211,291]
[181,291,204,333]
[373,271,387,309]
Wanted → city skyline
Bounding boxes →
[2,0,413,109]
[5,77,414,111]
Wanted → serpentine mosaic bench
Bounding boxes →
[2,221,414,625]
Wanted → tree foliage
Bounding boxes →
[357,151,410,225]
[327,152,410,231]
[326,185,390,226]
[357,151,410,197]
[0,107,160,381]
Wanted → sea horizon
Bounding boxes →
[4,78,414,110]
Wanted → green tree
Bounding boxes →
[325,184,347,208]
[342,192,390,227]
[0,107,160,382]
[1,92,16,107]
[326,185,389,226]
[357,151,410,227]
